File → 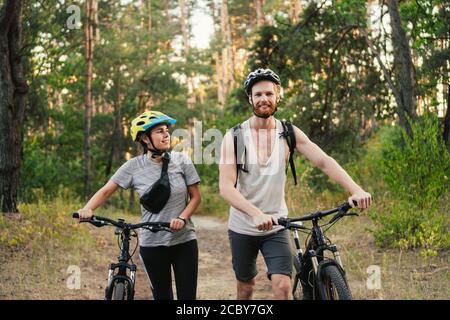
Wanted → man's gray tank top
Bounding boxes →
[228,118,288,236]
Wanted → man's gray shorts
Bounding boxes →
[228,229,292,282]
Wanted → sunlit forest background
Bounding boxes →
[0,0,448,299]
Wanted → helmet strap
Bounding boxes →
[148,135,165,158]
[140,132,165,158]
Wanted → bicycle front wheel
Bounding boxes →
[112,282,125,300]
[317,265,352,300]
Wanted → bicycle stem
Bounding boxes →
[118,227,131,263]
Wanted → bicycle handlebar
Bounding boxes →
[72,212,171,231]
[278,201,358,228]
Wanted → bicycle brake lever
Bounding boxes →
[329,212,344,224]
[345,212,359,217]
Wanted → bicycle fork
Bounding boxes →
[307,244,344,275]
[106,263,137,290]
[330,244,343,268]
[292,229,304,265]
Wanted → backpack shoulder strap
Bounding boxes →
[281,120,298,185]
[232,123,247,188]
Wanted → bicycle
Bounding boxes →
[278,201,359,300]
[72,213,171,300]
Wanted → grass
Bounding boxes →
[0,198,141,299]
[1,192,448,299]
[322,210,449,299]
[284,178,449,299]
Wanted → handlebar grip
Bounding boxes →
[341,200,358,212]
[159,222,171,228]
[277,217,287,226]
[72,212,95,221]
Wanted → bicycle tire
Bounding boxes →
[317,265,352,300]
[112,282,126,300]
[292,255,302,300]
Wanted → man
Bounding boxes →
[219,68,372,300]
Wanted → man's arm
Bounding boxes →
[219,131,276,230]
[293,126,372,209]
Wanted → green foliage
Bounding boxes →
[19,104,85,201]
[196,185,228,219]
[360,115,450,255]
[399,0,449,110]
[0,197,86,250]
[381,113,449,208]
[242,0,391,189]
[369,199,450,256]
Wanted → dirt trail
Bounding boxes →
[131,215,273,300]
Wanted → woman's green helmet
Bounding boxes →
[130,110,176,141]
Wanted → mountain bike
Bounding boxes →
[278,201,359,300]
[72,213,171,300]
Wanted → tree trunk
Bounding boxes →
[179,0,197,144]
[387,0,417,137]
[215,51,225,108]
[84,0,95,200]
[289,0,302,24]
[220,0,234,104]
[105,74,121,178]
[179,0,195,109]
[254,0,266,27]
[179,0,189,56]
[443,84,450,148]
[209,3,223,108]
[0,0,27,213]
[138,0,152,111]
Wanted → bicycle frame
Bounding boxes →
[105,222,137,300]
[72,213,171,300]
[279,201,358,300]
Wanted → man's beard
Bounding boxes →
[252,101,277,118]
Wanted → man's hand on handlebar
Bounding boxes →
[348,191,372,210]
[77,208,93,222]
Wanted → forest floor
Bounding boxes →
[0,213,448,300]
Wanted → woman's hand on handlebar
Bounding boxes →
[77,208,93,222]
[170,217,186,230]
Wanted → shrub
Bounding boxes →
[381,113,449,209]
[368,113,450,255]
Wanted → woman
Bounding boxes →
[77,110,201,300]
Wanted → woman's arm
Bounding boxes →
[77,180,119,221]
[171,183,201,230]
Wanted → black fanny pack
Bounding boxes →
[140,152,171,213]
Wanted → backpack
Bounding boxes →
[232,120,297,187]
